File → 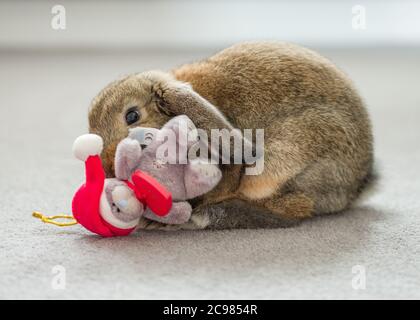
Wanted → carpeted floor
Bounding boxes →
[0,47,419,299]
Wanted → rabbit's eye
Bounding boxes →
[125,107,140,125]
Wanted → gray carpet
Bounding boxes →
[0,48,419,299]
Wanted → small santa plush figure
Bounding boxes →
[71,134,172,237]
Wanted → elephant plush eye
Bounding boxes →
[125,107,140,125]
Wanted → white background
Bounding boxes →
[0,0,419,50]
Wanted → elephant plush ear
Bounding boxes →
[161,115,199,149]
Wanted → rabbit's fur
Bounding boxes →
[89,41,374,230]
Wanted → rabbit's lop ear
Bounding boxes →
[149,71,234,134]
[150,75,225,126]
[147,70,192,117]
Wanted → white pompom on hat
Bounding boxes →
[72,134,103,161]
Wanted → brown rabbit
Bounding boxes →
[88,41,374,230]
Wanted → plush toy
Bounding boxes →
[115,115,222,225]
[71,134,172,237]
[33,115,222,237]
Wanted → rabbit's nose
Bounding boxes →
[116,199,128,208]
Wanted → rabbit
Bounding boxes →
[88,41,375,230]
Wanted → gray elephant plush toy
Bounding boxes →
[113,115,222,225]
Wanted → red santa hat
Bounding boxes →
[71,134,136,237]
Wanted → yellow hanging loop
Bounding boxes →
[32,211,78,227]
